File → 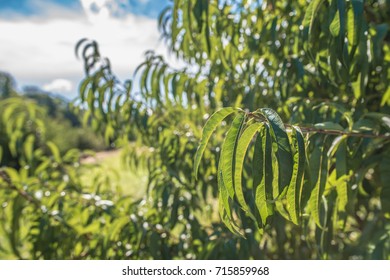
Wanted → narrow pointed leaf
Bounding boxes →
[194,107,237,178]
[218,166,242,236]
[75,38,88,59]
[330,11,340,37]
[23,135,35,163]
[335,139,348,212]
[219,197,242,236]
[234,122,262,217]
[252,130,263,193]
[381,87,390,106]
[255,126,274,225]
[218,163,233,221]
[348,0,363,46]
[308,137,329,227]
[380,153,390,213]
[286,126,306,225]
[221,112,246,197]
[47,141,61,163]
[303,0,325,34]
[259,108,293,196]
[314,122,345,131]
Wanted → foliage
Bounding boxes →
[0,78,106,158]
[73,0,390,259]
[0,71,17,99]
[22,87,107,152]
[0,97,45,169]
[0,97,221,260]
[1,0,390,260]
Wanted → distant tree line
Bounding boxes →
[0,71,106,169]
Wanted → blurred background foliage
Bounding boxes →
[0,71,106,159]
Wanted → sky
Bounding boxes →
[0,0,170,99]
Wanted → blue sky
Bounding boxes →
[0,0,80,12]
[0,0,171,98]
[0,0,168,19]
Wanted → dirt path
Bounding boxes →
[80,149,121,164]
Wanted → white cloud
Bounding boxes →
[80,0,132,22]
[80,0,113,23]
[43,78,73,93]
[0,0,170,99]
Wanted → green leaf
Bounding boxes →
[327,135,349,213]
[23,135,35,163]
[4,167,20,183]
[218,166,230,219]
[79,221,101,235]
[380,152,390,213]
[82,110,91,127]
[47,141,61,163]
[308,137,329,227]
[9,131,21,157]
[75,38,88,59]
[221,112,246,198]
[372,23,388,61]
[109,216,130,241]
[330,10,340,37]
[234,122,262,217]
[347,0,363,46]
[254,125,274,225]
[336,0,348,69]
[2,103,18,125]
[63,149,81,163]
[381,86,390,106]
[327,135,347,158]
[365,113,390,131]
[194,107,237,178]
[34,159,51,175]
[79,77,91,102]
[286,126,306,225]
[218,166,242,236]
[0,146,3,164]
[104,124,115,144]
[314,122,345,131]
[10,195,24,259]
[335,139,348,212]
[214,78,224,103]
[347,8,355,46]
[252,130,263,195]
[259,108,293,197]
[303,0,325,35]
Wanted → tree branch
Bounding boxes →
[0,169,41,207]
[247,112,390,139]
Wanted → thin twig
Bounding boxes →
[247,112,390,139]
[296,126,390,139]
[0,169,41,207]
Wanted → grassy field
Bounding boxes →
[80,149,148,200]
[0,149,148,260]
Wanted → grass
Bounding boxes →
[80,149,148,200]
